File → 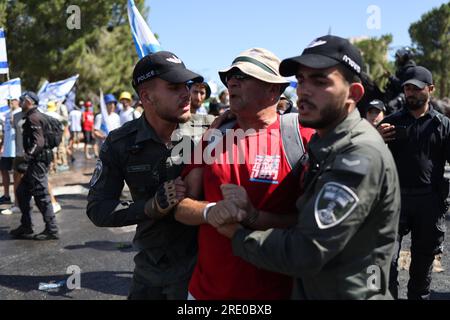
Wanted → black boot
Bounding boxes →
[10,225,34,239]
[33,229,59,240]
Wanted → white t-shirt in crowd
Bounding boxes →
[94,112,121,136]
[69,109,82,132]
[1,108,21,158]
[119,107,141,125]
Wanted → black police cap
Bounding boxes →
[132,51,203,89]
[280,35,364,77]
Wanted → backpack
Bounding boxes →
[42,113,64,149]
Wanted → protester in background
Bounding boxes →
[1,102,24,216]
[53,100,70,169]
[190,82,210,115]
[219,89,229,107]
[277,94,297,114]
[0,98,21,205]
[134,99,144,115]
[67,105,83,162]
[82,101,95,159]
[119,91,141,125]
[365,99,386,127]
[93,94,120,148]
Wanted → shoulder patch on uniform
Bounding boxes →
[314,182,359,229]
[332,154,370,176]
[89,160,103,187]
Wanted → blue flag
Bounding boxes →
[0,78,21,120]
[0,28,9,74]
[127,0,162,58]
[38,74,79,108]
[99,90,110,135]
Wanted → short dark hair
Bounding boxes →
[337,65,361,84]
[135,79,157,98]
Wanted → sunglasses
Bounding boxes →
[225,71,253,83]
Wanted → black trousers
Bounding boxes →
[127,250,194,300]
[127,272,190,300]
[389,192,446,300]
[17,160,57,233]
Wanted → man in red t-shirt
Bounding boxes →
[81,101,95,159]
[175,48,314,300]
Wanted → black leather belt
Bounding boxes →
[401,186,434,195]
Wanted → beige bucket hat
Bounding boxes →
[219,48,290,91]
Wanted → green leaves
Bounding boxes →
[3,0,144,100]
[353,34,394,90]
[409,3,450,98]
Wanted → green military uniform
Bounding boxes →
[87,114,213,299]
[231,109,401,299]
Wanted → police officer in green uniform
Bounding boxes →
[86,51,213,299]
[216,35,401,299]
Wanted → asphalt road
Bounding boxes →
[0,165,136,300]
[397,222,450,300]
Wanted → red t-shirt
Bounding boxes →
[82,111,94,131]
[185,116,314,299]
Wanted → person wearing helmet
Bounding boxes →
[93,94,121,148]
[118,91,141,125]
[384,47,416,107]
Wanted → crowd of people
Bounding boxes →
[1,33,449,300]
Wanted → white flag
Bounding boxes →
[0,28,9,74]
[38,74,79,107]
[0,78,21,120]
[99,89,111,135]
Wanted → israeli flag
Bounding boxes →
[127,0,162,58]
[64,86,77,112]
[0,78,21,100]
[99,90,110,135]
[38,74,79,108]
[0,28,9,74]
[37,80,49,96]
[0,78,21,121]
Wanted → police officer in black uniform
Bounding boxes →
[87,51,213,299]
[10,91,58,240]
[378,66,450,300]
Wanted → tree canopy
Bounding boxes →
[409,2,450,98]
[0,0,147,100]
[353,34,394,91]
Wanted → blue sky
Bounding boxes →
[144,0,447,93]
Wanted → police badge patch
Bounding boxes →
[314,182,359,229]
[90,160,103,187]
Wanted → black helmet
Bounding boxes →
[395,47,413,62]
